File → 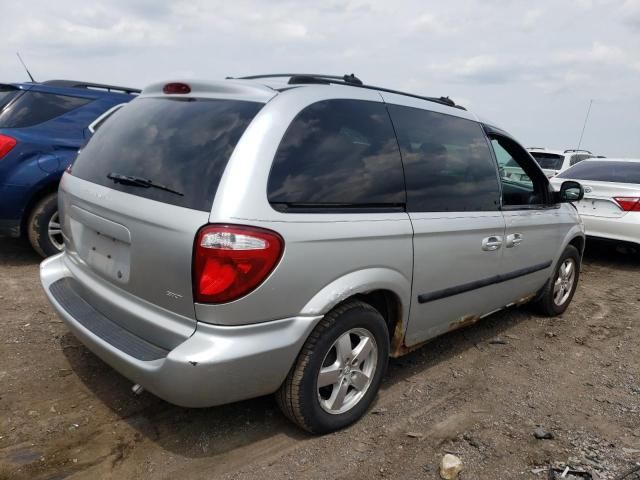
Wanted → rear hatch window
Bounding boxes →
[530,152,564,170]
[557,161,640,184]
[0,90,92,128]
[71,97,263,211]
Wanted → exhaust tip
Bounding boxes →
[132,383,144,395]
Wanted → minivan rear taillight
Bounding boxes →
[193,225,284,303]
[0,134,17,159]
[614,197,640,212]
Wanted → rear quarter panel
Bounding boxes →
[198,86,415,327]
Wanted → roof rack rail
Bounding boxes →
[235,73,364,85]
[42,80,141,95]
[230,73,466,110]
[564,149,592,154]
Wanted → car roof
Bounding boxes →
[141,79,277,103]
[579,158,640,163]
[233,73,466,108]
[8,80,140,98]
[527,148,597,156]
[141,74,475,119]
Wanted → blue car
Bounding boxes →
[0,80,139,256]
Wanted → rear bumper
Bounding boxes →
[582,213,640,245]
[40,253,321,407]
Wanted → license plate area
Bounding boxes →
[80,226,130,283]
[68,207,131,283]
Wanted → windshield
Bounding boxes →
[530,152,564,170]
[71,97,263,211]
[557,161,640,184]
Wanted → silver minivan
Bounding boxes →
[40,74,585,433]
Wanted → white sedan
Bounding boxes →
[550,159,640,245]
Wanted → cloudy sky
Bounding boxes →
[2,0,639,156]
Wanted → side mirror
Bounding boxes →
[559,180,584,203]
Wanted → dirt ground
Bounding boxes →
[1,236,639,480]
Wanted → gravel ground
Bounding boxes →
[1,236,639,480]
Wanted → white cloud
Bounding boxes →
[0,0,638,157]
[7,2,179,55]
[554,42,627,65]
[275,22,310,40]
[522,8,544,29]
[621,0,640,30]
[409,13,454,35]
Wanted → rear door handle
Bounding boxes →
[482,236,503,251]
[505,233,523,248]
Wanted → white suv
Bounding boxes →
[527,148,599,178]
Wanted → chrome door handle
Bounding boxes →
[482,236,503,251]
[506,233,523,248]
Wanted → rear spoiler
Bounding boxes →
[43,80,140,95]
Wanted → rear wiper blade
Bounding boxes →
[107,172,183,196]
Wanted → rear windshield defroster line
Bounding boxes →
[70,97,263,211]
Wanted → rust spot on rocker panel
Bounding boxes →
[514,293,536,306]
[390,318,408,358]
[390,293,538,357]
[390,313,481,357]
[391,338,429,358]
[448,314,481,331]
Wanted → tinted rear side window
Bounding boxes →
[267,99,406,211]
[387,105,500,212]
[558,161,640,184]
[0,91,92,128]
[530,152,564,170]
[71,97,263,211]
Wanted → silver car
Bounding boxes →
[40,74,586,433]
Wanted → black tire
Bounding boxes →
[27,192,63,258]
[534,245,581,316]
[276,300,390,434]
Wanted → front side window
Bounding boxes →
[387,105,500,212]
[492,137,547,207]
[267,99,406,211]
[0,91,92,128]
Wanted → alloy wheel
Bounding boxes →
[317,328,378,415]
[47,212,64,252]
[553,258,576,306]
